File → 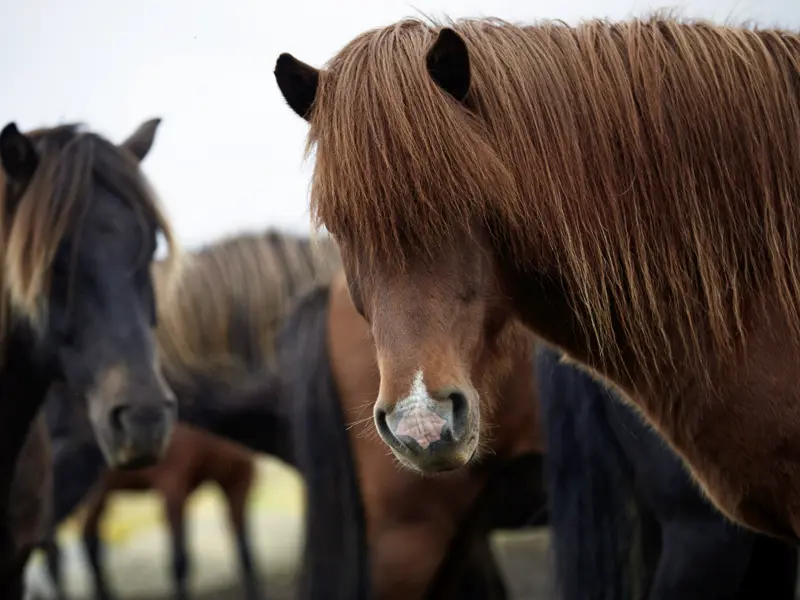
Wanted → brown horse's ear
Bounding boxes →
[120,118,162,162]
[274,53,319,121]
[0,122,39,187]
[426,28,471,103]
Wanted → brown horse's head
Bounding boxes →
[338,231,520,473]
[0,119,181,469]
[275,25,527,472]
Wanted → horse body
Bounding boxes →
[0,119,178,598]
[274,16,800,539]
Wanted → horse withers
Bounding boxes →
[274,17,800,540]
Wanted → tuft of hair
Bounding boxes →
[305,14,800,387]
[151,228,342,387]
[0,123,180,336]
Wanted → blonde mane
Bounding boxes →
[305,15,800,383]
[0,124,180,340]
[152,229,342,386]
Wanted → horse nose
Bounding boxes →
[374,385,474,471]
[109,402,175,467]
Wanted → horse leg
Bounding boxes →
[162,488,190,600]
[648,519,754,600]
[371,523,454,600]
[445,536,508,600]
[81,493,113,600]
[42,537,65,600]
[220,476,262,600]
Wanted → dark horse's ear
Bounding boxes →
[274,53,319,121]
[120,118,162,162]
[426,28,471,103]
[0,122,39,187]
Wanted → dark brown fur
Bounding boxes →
[275,16,800,539]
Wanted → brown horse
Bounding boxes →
[73,423,261,600]
[274,16,800,540]
[0,119,179,598]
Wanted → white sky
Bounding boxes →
[1,0,798,253]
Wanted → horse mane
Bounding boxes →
[0,123,180,338]
[152,228,342,387]
[306,14,800,383]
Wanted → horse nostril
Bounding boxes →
[374,406,395,442]
[109,405,128,434]
[447,391,469,441]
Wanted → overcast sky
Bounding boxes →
[1,0,798,252]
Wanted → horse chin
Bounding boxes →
[390,435,480,476]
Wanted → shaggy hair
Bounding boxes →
[304,15,800,382]
[151,229,342,385]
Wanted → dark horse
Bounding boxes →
[536,344,799,600]
[274,16,800,539]
[0,119,179,598]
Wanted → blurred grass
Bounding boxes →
[57,456,305,546]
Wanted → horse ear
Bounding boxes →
[274,53,319,121]
[426,28,471,103]
[0,122,39,186]
[120,118,162,162]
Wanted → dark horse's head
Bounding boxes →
[0,119,181,469]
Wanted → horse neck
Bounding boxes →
[0,322,56,515]
[497,252,644,397]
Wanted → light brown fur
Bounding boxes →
[151,229,341,386]
[276,16,800,539]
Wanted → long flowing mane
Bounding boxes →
[151,228,342,386]
[306,15,800,382]
[0,124,180,338]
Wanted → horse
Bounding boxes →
[46,230,547,600]
[43,420,261,600]
[0,119,180,598]
[536,344,799,600]
[274,16,800,539]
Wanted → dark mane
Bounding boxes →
[305,15,800,383]
[0,123,180,336]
